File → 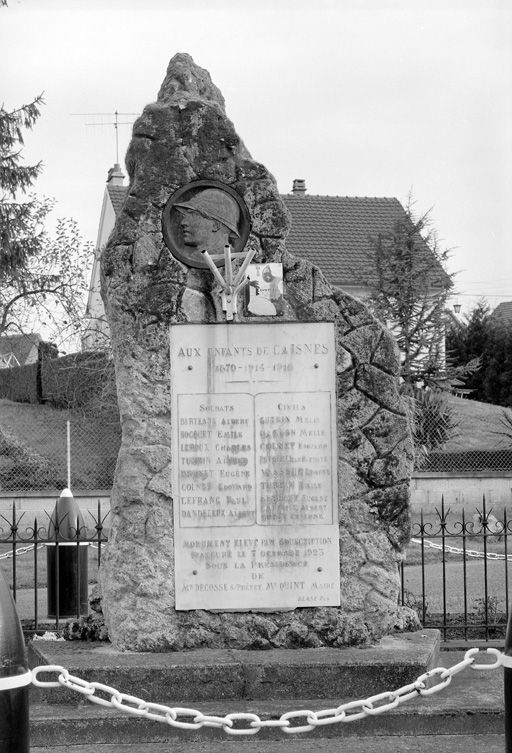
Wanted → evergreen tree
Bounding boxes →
[447,300,488,366]
[0,85,92,348]
[0,95,47,274]
[366,201,454,387]
[446,301,512,407]
[365,202,484,464]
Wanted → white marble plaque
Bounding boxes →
[171,322,340,610]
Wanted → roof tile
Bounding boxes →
[0,333,41,365]
[490,301,512,325]
[107,184,128,216]
[108,188,447,288]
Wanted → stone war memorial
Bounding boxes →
[99,53,420,652]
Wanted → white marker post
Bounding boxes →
[67,420,71,491]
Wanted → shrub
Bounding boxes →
[0,426,65,490]
[404,385,458,468]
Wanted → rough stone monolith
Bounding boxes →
[100,53,417,651]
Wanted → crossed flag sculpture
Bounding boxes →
[202,244,256,321]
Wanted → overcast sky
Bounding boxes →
[2,0,511,316]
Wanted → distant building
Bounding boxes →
[490,301,512,327]
[83,170,449,351]
[82,164,126,351]
[0,333,41,369]
[282,179,447,300]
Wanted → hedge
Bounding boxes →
[0,347,113,410]
[0,361,39,403]
[40,351,112,409]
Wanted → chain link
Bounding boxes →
[280,709,316,734]
[87,681,122,708]
[0,543,40,560]
[28,647,507,736]
[224,712,261,735]
[468,647,504,670]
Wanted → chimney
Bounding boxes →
[292,178,306,196]
[107,163,125,187]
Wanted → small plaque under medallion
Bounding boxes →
[171,322,340,610]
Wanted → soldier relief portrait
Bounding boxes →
[162,180,251,270]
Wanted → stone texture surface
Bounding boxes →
[100,53,416,651]
[28,630,439,704]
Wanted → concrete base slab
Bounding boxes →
[28,629,440,704]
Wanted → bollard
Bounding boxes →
[47,488,89,620]
[0,570,30,752]
[505,607,512,752]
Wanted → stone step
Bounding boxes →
[28,630,440,704]
[30,701,504,753]
[27,636,506,747]
[29,676,503,747]
[29,735,507,753]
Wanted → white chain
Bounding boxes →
[0,543,44,560]
[410,537,512,561]
[29,648,504,735]
[0,542,102,557]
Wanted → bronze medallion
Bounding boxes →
[162,180,251,270]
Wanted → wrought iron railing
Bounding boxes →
[1,495,510,642]
[0,500,109,633]
[401,496,510,641]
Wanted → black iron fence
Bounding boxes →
[1,495,511,642]
[0,500,109,633]
[401,496,511,641]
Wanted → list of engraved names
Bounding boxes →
[171,322,340,610]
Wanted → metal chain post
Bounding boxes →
[0,571,30,751]
[505,610,512,752]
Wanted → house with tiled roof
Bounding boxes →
[490,301,512,327]
[82,164,126,349]
[83,171,448,349]
[0,333,41,369]
[282,180,450,299]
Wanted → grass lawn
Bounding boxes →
[0,541,101,589]
[0,399,71,460]
[0,398,120,490]
[0,393,509,491]
[402,558,509,615]
[440,394,510,452]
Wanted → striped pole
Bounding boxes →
[0,571,30,751]
[505,607,512,752]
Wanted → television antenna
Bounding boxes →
[71,110,139,164]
